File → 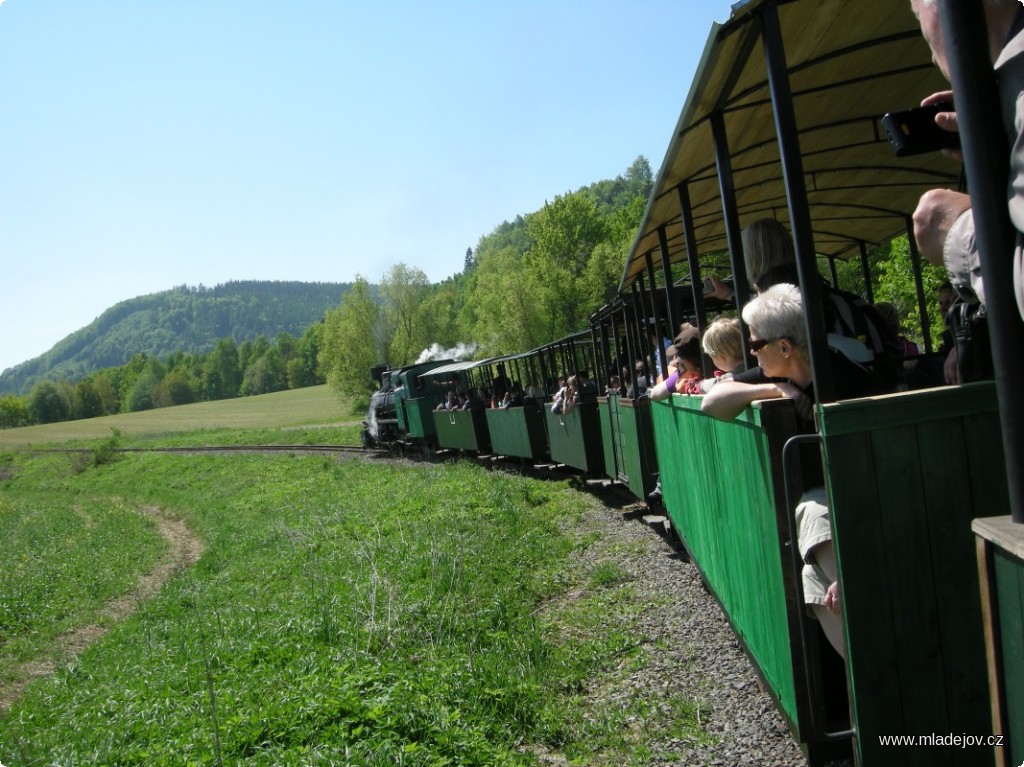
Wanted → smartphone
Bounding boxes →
[880,102,960,157]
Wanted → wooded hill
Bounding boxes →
[0,281,351,397]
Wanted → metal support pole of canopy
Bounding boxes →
[630,282,647,386]
[858,242,874,305]
[760,3,836,404]
[676,184,711,370]
[656,226,679,338]
[643,255,667,377]
[905,217,934,355]
[939,0,1024,523]
[709,113,754,365]
[711,112,750,311]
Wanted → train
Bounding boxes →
[362,2,1024,765]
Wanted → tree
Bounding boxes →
[91,370,120,415]
[116,353,152,412]
[623,155,654,201]
[526,191,610,337]
[413,280,464,355]
[152,369,197,408]
[125,358,166,412]
[286,322,324,389]
[0,394,29,429]
[380,263,431,364]
[241,348,285,396]
[464,246,475,273]
[72,379,105,420]
[28,380,71,424]
[320,277,385,399]
[203,339,242,401]
[468,246,546,354]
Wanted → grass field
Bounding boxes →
[0,393,707,765]
[0,385,360,449]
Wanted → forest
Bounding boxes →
[0,155,947,429]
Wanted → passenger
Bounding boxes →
[552,375,577,415]
[499,383,524,409]
[906,282,956,388]
[702,283,879,660]
[909,0,1022,323]
[509,382,524,407]
[575,370,598,403]
[711,216,897,372]
[627,360,649,398]
[436,390,458,411]
[744,219,901,393]
[875,302,924,391]
[491,363,511,401]
[457,391,470,411]
[525,381,545,402]
[700,316,745,391]
[648,328,673,382]
[606,375,621,396]
[470,388,488,410]
[649,325,703,400]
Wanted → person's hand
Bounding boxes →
[774,381,813,420]
[921,90,962,160]
[824,581,841,615]
[912,189,971,266]
[944,346,960,385]
[703,275,734,301]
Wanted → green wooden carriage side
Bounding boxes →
[485,404,547,461]
[598,395,659,499]
[819,383,1005,767]
[545,401,605,475]
[432,408,491,454]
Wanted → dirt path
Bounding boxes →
[0,506,203,713]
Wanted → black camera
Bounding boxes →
[880,102,960,157]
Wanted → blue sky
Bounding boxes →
[0,0,724,375]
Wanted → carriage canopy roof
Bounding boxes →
[621,0,960,289]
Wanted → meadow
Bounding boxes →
[0,392,706,765]
[0,385,359,449]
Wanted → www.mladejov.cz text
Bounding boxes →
[877,733,1005,748]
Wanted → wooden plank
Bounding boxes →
[817,383,999,437]
[823,429,907,766]
[973,517,1024,562]
[871,424,953,766]
[915,418,993,767]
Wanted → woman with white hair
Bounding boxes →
[702,283,847,658]
[701,283,814,419]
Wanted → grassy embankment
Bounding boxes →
[0,388,707,765]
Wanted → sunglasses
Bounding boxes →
[748,337,780,353]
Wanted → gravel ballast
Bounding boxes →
[560,488,813,767]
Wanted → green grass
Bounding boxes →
[0,491,165,680]
[0,417,709,765]
[0,385,361,449]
